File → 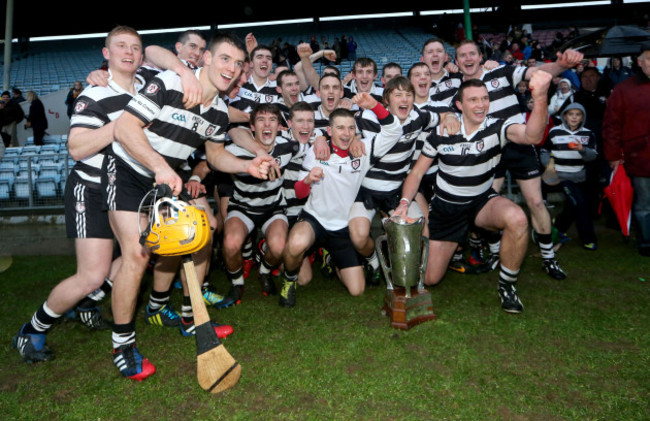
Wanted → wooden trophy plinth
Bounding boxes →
[382,286,436,330]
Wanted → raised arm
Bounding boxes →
[507,70,552,145]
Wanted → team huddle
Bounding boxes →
[12,26,584,382]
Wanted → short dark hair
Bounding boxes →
[353,57,377,75]
[177,30,206,45]
[276,70,298,88]
[289,101,315,120]
[382,76,414,105]
[318,73,341,90]
[250,44,272,59]
[421,37,446,55]
[457,79,486,102]
[407,62,430,79]
[456,39,481,55]
[12,88,22,96]
[250,103,282,122]
[580,67,601,78]
[329,108,355,126]
[322,65,341,77]
[382,62,402,76]
[208,31,246,56]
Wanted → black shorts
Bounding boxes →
[355,186,401,214]
[103,153,155,213]
[297,210,363,270]
[214,170,234,198]
[64,171,113,239]
[419,171,437,204]
[495,143,542,180]
[428,189,499,243]
[226,204,287,235]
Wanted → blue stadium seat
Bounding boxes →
[0,178,12,200]
[35,176,59,199]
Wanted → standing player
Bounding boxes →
[107,32,273,381]
[343,57,384,106]
[229,45,278,114]
[279,93,403,307]
[394,70,555,313]
[12,26,143,363]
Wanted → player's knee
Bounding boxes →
[222,234,243,257]
[505,207,529,235]
[347,283,365,296]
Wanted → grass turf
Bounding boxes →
[0,221,649,420]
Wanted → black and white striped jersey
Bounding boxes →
[412,100,452,175]
[356,107,440,192]
[429,71,464,106]
[312,105,334,131]
[226,136,308,215]
[136,59,197,86]
[274,91,320,127]
[480,65,529,123]
[422,117,516,204]
[280,128,325,218]
[543,126,597,178]
[69,73,143,186]
[343,80,384,106]
[112,68,230,178]
[228,76,278,113]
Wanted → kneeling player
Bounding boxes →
[279,93,402,307]
[394,71,554,313]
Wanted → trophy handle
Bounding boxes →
[375,234,394,290]
[418,235,429,290]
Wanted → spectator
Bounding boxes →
[347,36,358,61]
[603,42,650,257]
[65,81,84,119]
[604,57,634,87]
[0,90,25,147]
[340,35,348,61]
[11,88,26,103]
[516,80,530,112]
[541,103,599,250]
[548,78,574,120]
[24,91,48,146]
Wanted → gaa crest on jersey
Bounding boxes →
[351,158,361,170]
[274,157,282,166]
[265,95,274,103]
[445,79,453,88]
[476,140,485,153]
[75,201,86,214]
[580,136,589,144]
[491,79,500,88]
[74,101,88,113]
[146,82,161,95]
[206,124,216,137]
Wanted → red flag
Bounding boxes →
[601,165,634,238]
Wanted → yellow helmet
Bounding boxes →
[142,197,210,256]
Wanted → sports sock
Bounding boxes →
[78,277,114,309]
[283,267,299,283]
[24,301,61,334]
[451,250,463,262]
[498,263,520,285]
[536,232,555,260]
[112,321,136,349]
[259,258,273,275]
[181,296,193,323]
[228,268,244,286]
[366,251,380,271]
[242,240,253,260]
[147,289,170,312]
[487,231,501,256]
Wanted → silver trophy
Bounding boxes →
[376,215,435,329]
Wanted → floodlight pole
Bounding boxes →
[3,0,13,91]
[463,0,473,40]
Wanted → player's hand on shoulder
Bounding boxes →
[440,112,460,136]
[86,69,109,87]
[348,135,366,158]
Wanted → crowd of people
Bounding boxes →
[9,24,650,384]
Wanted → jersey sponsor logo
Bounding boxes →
[146,82,161,95]
[172,112,186,123]
[75,101,88,113]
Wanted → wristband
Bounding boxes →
[400,197,410,205]
[188,175,201,183]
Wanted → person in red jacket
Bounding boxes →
[603,42,650,257]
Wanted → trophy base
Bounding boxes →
[382,287,436,330]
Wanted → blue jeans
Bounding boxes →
[631,176,650,249]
